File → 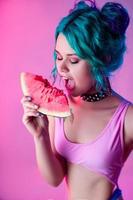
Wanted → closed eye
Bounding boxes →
[56,57,79,64]
[70,60,79,64]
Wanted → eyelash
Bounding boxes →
[56,57,79,64]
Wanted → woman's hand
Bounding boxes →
[21,96,49,138]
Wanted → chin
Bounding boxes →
[69,92,84,101]
[67,86,91,97]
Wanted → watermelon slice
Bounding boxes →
[20,72,71,117]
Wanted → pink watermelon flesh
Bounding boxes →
[20,72,71,117]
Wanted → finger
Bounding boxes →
[21,96,32,104]
[21,96,39,109]
[24,109,43,117]
[22,101,39,110]
[23,107,38,114]
[22,111,41,123]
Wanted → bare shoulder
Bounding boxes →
[124,103,133,150]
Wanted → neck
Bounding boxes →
[80,88,112,102]
[67,89,115,110]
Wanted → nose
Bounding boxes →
[57,60,69,75]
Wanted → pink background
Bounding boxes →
[0,0,133,199]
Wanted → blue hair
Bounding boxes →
[51,1,130,90]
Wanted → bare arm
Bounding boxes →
[33,116,67,187]
[21,96,67,187]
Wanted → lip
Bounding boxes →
[60,75,74,81]
[61,76,72,84]
[62,78,68,87]
[62,77,68,80]
[61,76,70,80]
[60,75,75,91]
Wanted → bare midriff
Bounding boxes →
[65,161,115,200]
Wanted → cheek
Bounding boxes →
[77,67,93,83]
[75,66,95,89]
[81,76,93,88]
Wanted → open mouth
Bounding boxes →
[64,78,75,91]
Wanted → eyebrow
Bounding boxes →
[55,49,77,56]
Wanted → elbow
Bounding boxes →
[50,181,61,187]
[51,167,67,187]
[45,176,65,187]
[47,176,65,187]
[41,173,65,187]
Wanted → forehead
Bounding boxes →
[55,33,76,54]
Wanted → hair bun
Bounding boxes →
[101,2,130,35]
[69,0,96,14]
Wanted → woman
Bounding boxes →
[21,1,133,199]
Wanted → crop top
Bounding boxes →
[54,99,131,187]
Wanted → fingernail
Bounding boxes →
[27,96,31,101]
[34,105,38,109]
[36,112,40,116]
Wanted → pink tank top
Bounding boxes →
[54,100,131,187]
